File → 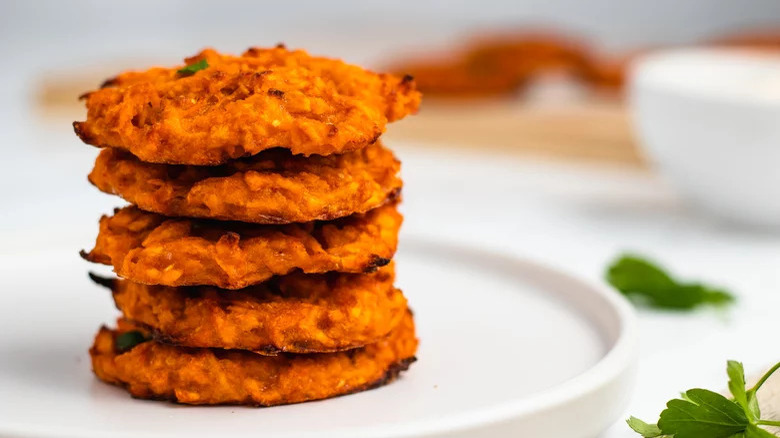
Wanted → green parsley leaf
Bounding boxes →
[177,59,209,76]
[747,393,761,423]
[630,360,780,438]
[115,330,149,353]
[627,417,666,437]
[606,254,735,310]
[746,423,777,438]
[657,389,748,438]
[728,361,751,418]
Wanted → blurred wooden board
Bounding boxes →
[386,98,645,168]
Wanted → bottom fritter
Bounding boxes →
[90,310,417,406]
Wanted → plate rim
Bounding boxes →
[375,236,639,437]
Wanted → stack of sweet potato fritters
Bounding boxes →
[74,46,421,406]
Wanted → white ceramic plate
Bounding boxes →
[0,238,637,438]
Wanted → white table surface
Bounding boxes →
[3,100,780,436]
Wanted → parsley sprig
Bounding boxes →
[629,360,780,437]
[177,59,209,76]
[607,254,735,310]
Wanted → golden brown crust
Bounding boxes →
[74,47,421,165]
[88,142,402,224]
[90,311,417,406]
[93,264,407,354]
[82,204,402,289]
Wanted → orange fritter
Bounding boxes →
[81,204,402,289]
[391,34,590,97]
[74,46,421,165]
[88,142,401,224]
[90,264,406,354]
[90,311,417,406]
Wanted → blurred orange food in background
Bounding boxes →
[388,30,633,98]
[389,32,599,97]
[389,28,780,99]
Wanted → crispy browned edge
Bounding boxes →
[80,252,393,277]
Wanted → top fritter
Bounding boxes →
[73,46,421,165]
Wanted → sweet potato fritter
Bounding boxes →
[88,142,401,224]
[74,46,421,165]
[90,311,417,406]
[392,34,591,97]
[91,264,406,354]
[81,204,402,289]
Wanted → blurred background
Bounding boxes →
[1,2,780,436]
[0,0,780,224]
[1,0,779,237]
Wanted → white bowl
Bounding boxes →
[630,48,780,227]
